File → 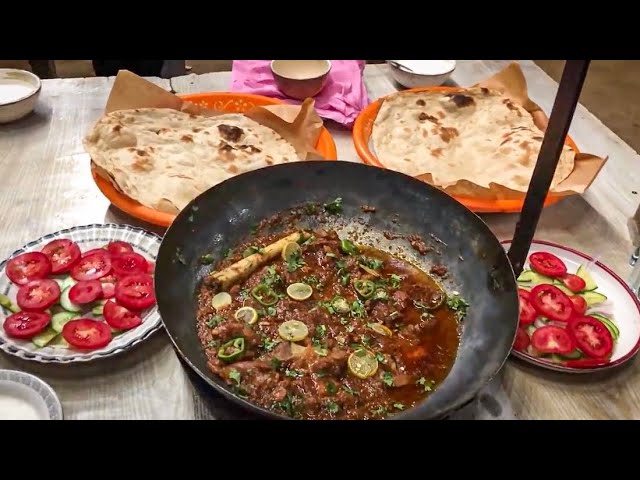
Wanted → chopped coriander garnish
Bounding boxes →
[325,400,340,414]
[446,293,469,321]
[375,352,386,364]
[223,248,233,258]
[393,402,405,411]
[323,197,343,215]
[261,336,279,352]
[199,253,214,264]
[389,274,402,289]
[382,371,394,387]
[417,377,435,392]
[206,315,224,328]
[285,368,303,378]
[340,239,359,255]
[270,358,282,370]
[326,382,338,395]
[286,251,306,272]
[315,324,327,338]
[371,405,387,416]
[228,369,241,386]
[350,299,367,318]
[359,256,383,270]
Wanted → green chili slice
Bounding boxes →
[373,288,388,301]
[251,284,279,306]
[217,337,245,362]
[354,279,376,299]
[331,296,351,314]
[340,239,359,256]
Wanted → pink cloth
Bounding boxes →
[231,60,370,128]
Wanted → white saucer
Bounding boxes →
[0,370,63,420]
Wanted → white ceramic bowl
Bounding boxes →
[386,60,456,88]
[0,68,41,124]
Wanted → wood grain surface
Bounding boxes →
[0,61,638,420]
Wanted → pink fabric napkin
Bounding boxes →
[231,60,370,128]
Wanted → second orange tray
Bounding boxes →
[352,86,580,214]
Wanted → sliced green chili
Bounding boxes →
[340,239,359,256]
[217,337,245,362]
[331,296,351,314]
[354,279,375,299]
[251,284,279,306]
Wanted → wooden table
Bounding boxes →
[1,61,639,420]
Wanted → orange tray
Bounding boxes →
[92,92,338,228]
[352,86,580,214]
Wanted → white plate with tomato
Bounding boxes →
[0,224,162,363]
[502,240,640,373]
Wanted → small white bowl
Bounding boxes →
[270,60,332,100]
[0,370,63,420]
[386,60,456,89]
[0,68,42,124]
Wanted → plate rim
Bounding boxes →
[0,368,63,420]
[501,238,640,373]
[0,223,164,364]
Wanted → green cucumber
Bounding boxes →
[92,305,104,316]
[551,280,574,296]
[580,290,607,306]
[60,286,82,313]
[517,270,536,283]
[112,329,124,336]
[49,335,69,348]
[591,313,620,340]
[576,265,598,291]
[518,270,553,286]
[0,294,20,314]
[32,327,59,348]
[558,350,583,360]
[52,311,80,333]
[526,325,536,336]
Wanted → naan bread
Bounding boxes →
[371,87,575,193]
[84,108,300,213]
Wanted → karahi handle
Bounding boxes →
[507,60,591,277]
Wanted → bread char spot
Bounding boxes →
[440,127,459,143]
[431,147,444,157]
[446,94,475,108]
[416,99,426,106]
[218,124,244,142]
[181,134,194,143]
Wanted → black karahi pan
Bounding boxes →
[155,161,519,419]
[154,60,590,420]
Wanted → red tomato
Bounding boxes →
[68,280,103,305]
[530,284,573,322]
[567,316,613,359]
[513,327,530,352]
[559,274,586,293]
[103,301,142,330]
[41,239,81,274]
[529,252,567,278]
[6,252,52,286]
[518,297,537,326]
[112,252,148,277]
[3,311,51,339]
[146,261,155,275]
[107,241,133,257]
[16,279,60,311]
[518,288,531,301]
[62,319,112,350]
[569,295,587,316]
[530,325,576,354]
[115,274,156,310]
[71,251,112,281]
[101,282,115,299]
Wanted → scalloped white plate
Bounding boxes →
[502,239,640,373]
[0,224,162,363]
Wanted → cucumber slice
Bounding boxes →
[92,305,104,316]
[534,317,547,329]
[591,313,620,340]
[580,290,607,306]
[49,335,69,348]
[52,311,80,333]
[558,350,583,360]
[112,329,124,336]
[53,276,76,293]
[526,324,536,336]
[32,326,59,348]
[576,265,598,291]
[60,286,82,313]
[517,270,536,283]
[551,281,574,296]
[0,294,20,314]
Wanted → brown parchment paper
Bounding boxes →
[103,70,325,160]
[416,62,607,201]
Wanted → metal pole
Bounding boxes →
[507,60,591,276]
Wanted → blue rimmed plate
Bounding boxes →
[0,369,63,420]
[0,224,162,363]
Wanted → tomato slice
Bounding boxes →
[62,319,112,350]
[41,239,81,274]
[518,297,537,326]
[103,300,142,330]
[518,288,531,302]
[146,261,155,275]
[69,280,103,305]
[71,251,112,281]
[3,311,51,339]
[567,316,614,359]
[107,241,134,257]
[530,284,573,322]
[569,295,587,316]
[530,325,576,354]
[115,274,156,310]
[513,327,530,352]
[16,279,60,311]
[112,252,148,277]
[6,252,52,286]
[529,252,567,278]
[559,274,586,293]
